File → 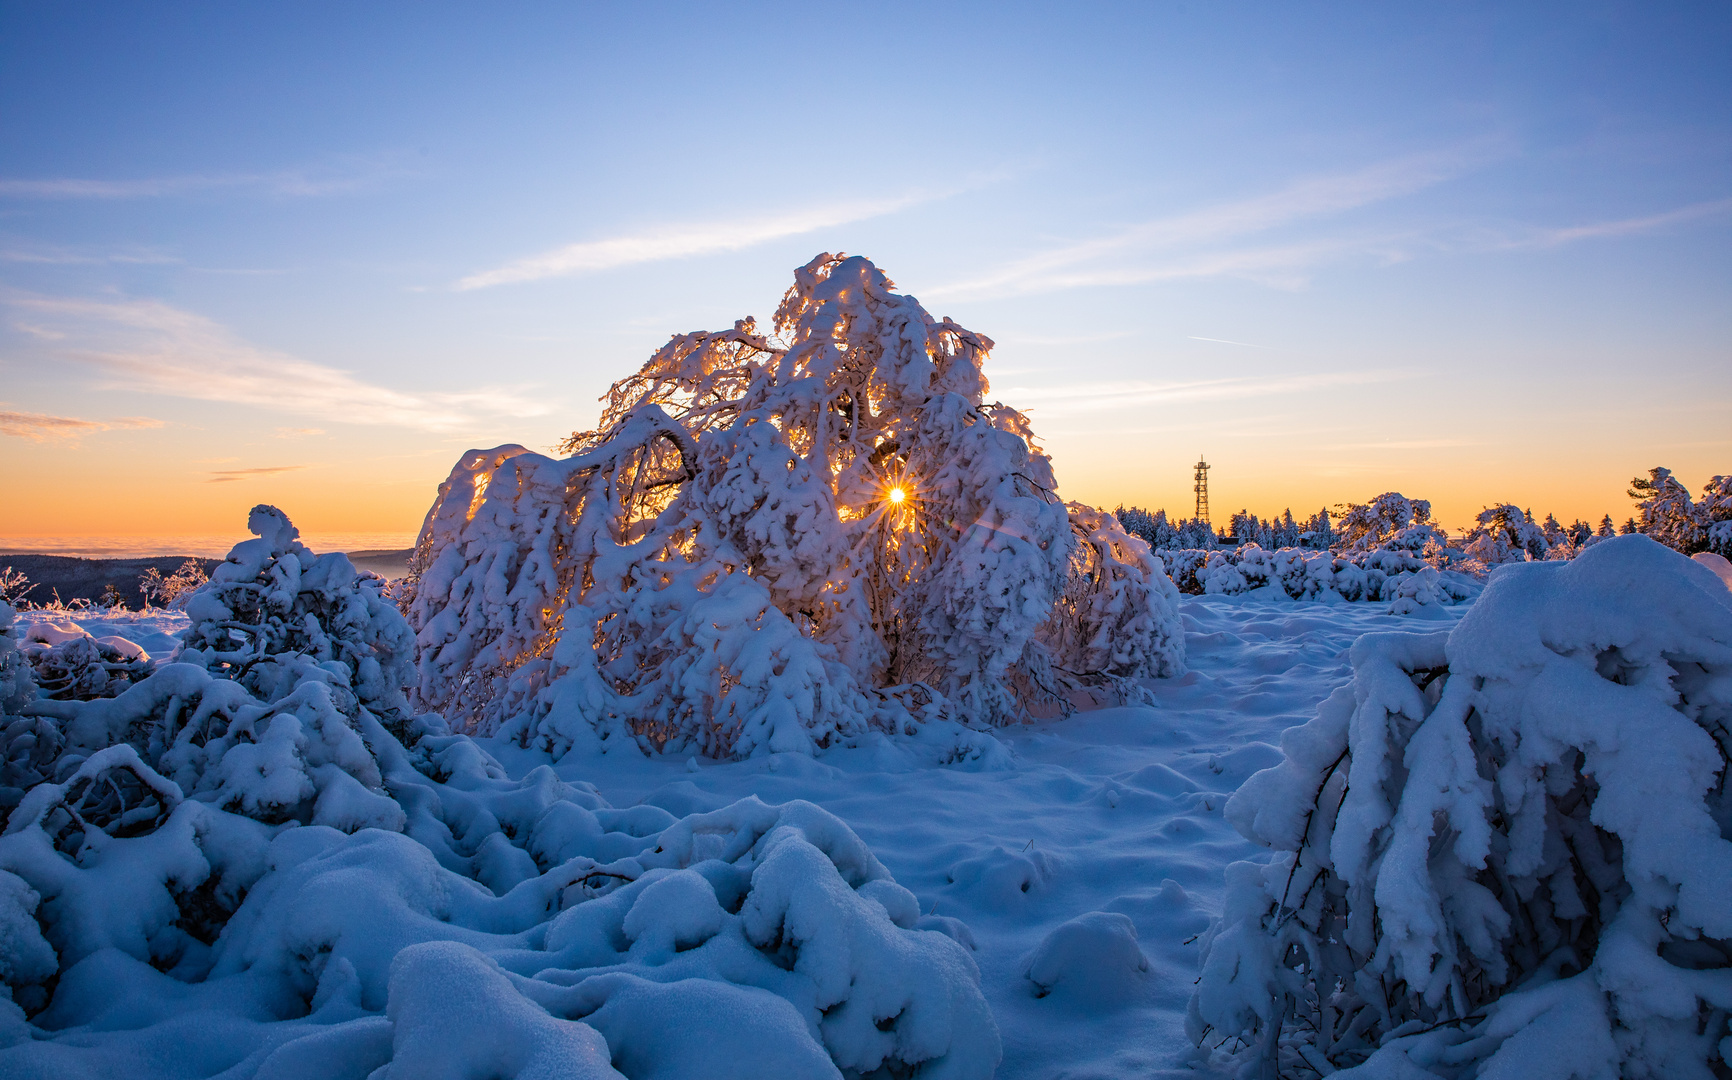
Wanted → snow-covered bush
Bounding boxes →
[0,748,1000,1076]
[1035,505,1185,699]
[0,569,32,607]
[18,623,151,701]
[1189,535,1732,1078]
[0,603,54,820]
[137,559,210,609]
[0,511,1002,1076]
[404,254,1184,757]
[2,508,415,834]
[1160,543,1476,610]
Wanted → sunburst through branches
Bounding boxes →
[404,253,1186,759]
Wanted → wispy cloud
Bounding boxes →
[1515,196,1732,248]
[274,426,326,438]
[0,407,163,441]
[3,292,554,431]
[0,247,181,266]
[924,147,1732,302]
[0,160,401,200]
[1189,335,1268,349]
[929,150,1477,300]
[207,465,305,483]
[455,189,955,290]
[1002,370,1406,414]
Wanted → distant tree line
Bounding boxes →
[1112,506,1339,551]
[1114,464,1731,563]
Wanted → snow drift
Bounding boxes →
[402,254,1185,758]
[1189,535,1732,1078]
[0,509,1001,1078]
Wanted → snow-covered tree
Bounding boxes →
[1332,493,1440,555]
[1463,503,1550,565]
[404,254,1184,758]
[1696,474,1732,557]
[1630,466,1704,553]
[1114,505,1176,549]
[1189,536,1732,1078]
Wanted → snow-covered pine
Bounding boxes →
[1630,466,1704,554]
[1464,503,1552,566]
[0,511,1002,1076]
[1705,475,1732,557]
[1188,535,1732,1079]
[1333,492,1443,556]
[404,254,1185,758]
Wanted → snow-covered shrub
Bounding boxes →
[18,622,150,701]
[0,738,1001,1076]
[1035,505,1185,697]
[1189,535,1732,1078]
[0,569,32,607]
[0,604,54,825]
[1160,543,1476,610]
[178,505,414,721]
[137,559,210,609]
[2,507,417,836]
[0,508,1002,1076]
[1199,551,1251,595]
[405,254,1183,757]
[1160,548,1212,594]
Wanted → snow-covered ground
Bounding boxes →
[13,594,1464,1077]
[474,595,1465,1078]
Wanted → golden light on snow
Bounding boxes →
[888,486,907,504]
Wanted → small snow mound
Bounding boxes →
[622,869,726,955]
[1024,911,1150,1002]
[946,843,1056,908]
[384,940,621,1080]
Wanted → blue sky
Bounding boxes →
[2,1,1728,538]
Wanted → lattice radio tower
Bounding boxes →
[1193,454,1211,526]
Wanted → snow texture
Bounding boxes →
[403,255,1185,758]
[0,509,1001,1079]
[1191,535,1732,1078]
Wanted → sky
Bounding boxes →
[2,1,1729,546]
